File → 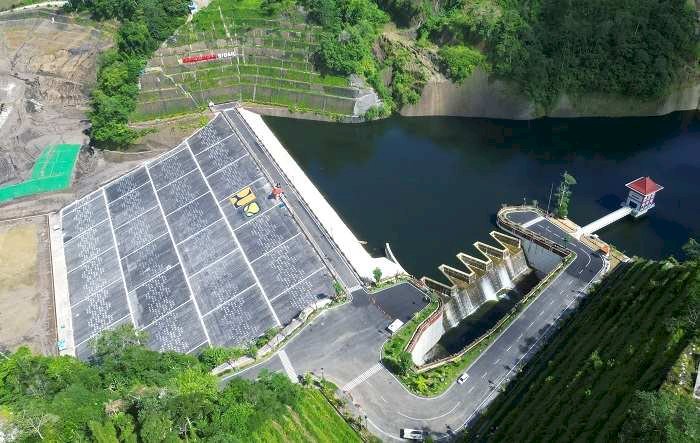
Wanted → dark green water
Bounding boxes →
[265,112,699,279]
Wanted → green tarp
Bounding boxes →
[0,144,81,203]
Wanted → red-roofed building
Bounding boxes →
[624,176,663,217]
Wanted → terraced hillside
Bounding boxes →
[467,258,700,442]
[134,0,378,120]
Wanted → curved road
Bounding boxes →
[232,208,606,441]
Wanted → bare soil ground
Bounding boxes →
[0,12,110,186]
[0,215,55,355]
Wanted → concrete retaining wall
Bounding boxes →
[520,238,562,279]
[408,308,446,365]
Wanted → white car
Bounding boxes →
[400,428,424,440]
[457,372,469,384]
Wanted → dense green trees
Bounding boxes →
[0,325,346,442]
[66,0,190,149]
[437,44,488,84]
[420,0,697,107]
[621,389,700,442]
[554,171,576,218]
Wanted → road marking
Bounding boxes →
[494,358,500,365]
[278,350,298,383]
[537,310,544,317]
[518,333,523,340]
[341,363,382,391]
[467,386,475,394]
[521,216,544,228]
[481,372,488,379]
[528,320,536,328]
[397,401,462,421]
[506,345,512,352]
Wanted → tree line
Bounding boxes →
[416,0,697,108]
[65,0,191,149]
[0,326,316,441]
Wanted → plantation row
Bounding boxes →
[133,82,356,120]
[466,258,699,442]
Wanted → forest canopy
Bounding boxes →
[420,0,698,106]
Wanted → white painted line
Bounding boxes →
[184,142,282,327]
[75,313,131,347]
[192,132,236,157]
[176,217,222,245]
[481,372,488,379]
[204,152,249,178]
[494,358,500,365]
[139,299,191,331]
[66,246,114,274]
[185,339,209,354]
[112,205,159,231]
[106,180,151,205]
[217,176,267,205]
[202,283,257,317]
[521,215,544,228]
[102,191,137,326]
[269,267,325,302]
[231,203,279,231]
[120,232,168,260]
[467,386,475,394]
[126,264,177,296]
[537,310,543,317]
[341,363,382,391]
[506,345,512,352]
[528,320,536,328]
[518,333,523,340]
[397,401,462,421]
[189,248,238,278]
[69,278,123,309]
[145,163,212,346]
[278,350,298,383]
[63,218,109,246]
[164,191,210,217]
[155,167,198,191]
[250,232,302,264]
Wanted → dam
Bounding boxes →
[409,231,557,365]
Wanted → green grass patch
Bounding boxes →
[253,389,363,443]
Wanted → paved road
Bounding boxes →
[229,209,606,441]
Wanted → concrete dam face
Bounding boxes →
[411,231,531,365]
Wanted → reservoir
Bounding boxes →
[265,111,699,279]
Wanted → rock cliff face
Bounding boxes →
[400,67,700,120]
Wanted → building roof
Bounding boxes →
[625,176,663,195]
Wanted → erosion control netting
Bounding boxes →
[0,144,80,203]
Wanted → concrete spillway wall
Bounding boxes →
[412,231,530,364]
[407,309,446,366]
[520,237,562,279]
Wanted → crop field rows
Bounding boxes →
[469,259,699,441]
[133,0,360,120]
[61,112,334,359]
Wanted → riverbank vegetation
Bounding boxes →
[418,0,698,107]
[0,326,359,442]
[466,256,700,441]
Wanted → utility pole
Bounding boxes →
[546,182,554,216]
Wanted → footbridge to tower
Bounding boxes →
[573,176,663,240]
